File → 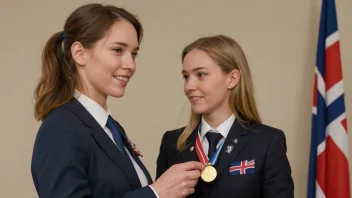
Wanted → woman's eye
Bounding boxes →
[198,72,206,77]
[132,52,138,58]
[114,48,123,53]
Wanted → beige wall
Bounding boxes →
[0,0,351,197]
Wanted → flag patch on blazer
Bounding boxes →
[229,159,255,175]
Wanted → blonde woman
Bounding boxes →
[156,35,294,198]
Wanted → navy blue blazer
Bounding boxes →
[31,98,156,198]
[156,119,294,198]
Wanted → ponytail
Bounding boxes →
[34,32,77,121]
[33,3,144,121]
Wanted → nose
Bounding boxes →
[122,54,136,71]
[184,77,197,94]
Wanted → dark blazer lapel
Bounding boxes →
[215,119,251,174]
[180,124,200,163]
[127,145,153,185]
[115,121,154,185]
[66,98,142,190]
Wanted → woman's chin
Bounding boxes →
[191,106,206,115]
[108,89,125,98]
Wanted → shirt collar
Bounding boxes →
[200,114,235,140]
[74,90,110,128]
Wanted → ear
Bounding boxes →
[228,69,240,89]
[71,41,86,66]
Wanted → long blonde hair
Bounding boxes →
[177,35,262,151]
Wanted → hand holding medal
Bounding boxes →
[152,161,205,198]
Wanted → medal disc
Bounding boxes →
[201,164,217,182]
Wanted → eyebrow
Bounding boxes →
[182,67,209,73]
[110,41,140,51]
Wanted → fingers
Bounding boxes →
[170,162,203,181]
[183,169,201,180]
[180,187,195,197]
[180,179,198,197]
[179,180,197,197]
[178,161,205,171]
[186,179,198,188]
[153,162,202,198]
[178,179,198,188]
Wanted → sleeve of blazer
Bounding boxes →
[121,186,157,198]
[155,131,170,180]
[31,117,157,198]
[262,129,294,198]
[31,118,92,198]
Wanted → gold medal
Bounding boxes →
[201,164,217,182]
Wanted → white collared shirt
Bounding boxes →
[74,90,159,197]
[199,114,235,155]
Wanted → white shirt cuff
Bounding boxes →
[149,185,160,198]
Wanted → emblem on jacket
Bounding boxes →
[127,139,143,157]
[226,145,234,154]
[229,159,255,175]
[189,146,194,151]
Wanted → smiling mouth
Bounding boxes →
[189,96,204,103]
[190,96,203,100]
[113,75,129,82]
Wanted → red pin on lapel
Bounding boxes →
[127,139,143,157]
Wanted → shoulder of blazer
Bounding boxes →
[41,98,92,131]
[246,122,281,133]
[34,101,89,152]
[40,105,74,128]
[160,126,186,149]
[167,126,186,136]
[165,126,186,139]
[40,102,80,131]
[246,122,287,151]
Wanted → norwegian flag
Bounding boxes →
[307,0,350,197]
[229,159,255,176]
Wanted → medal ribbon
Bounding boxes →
[195,125,224,166]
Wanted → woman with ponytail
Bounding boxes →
[31,3,203,198]
[156,35,294,198]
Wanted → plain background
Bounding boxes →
[0,0,351,197]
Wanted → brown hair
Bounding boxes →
[34,3,143,121]
[177,35,262,151]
